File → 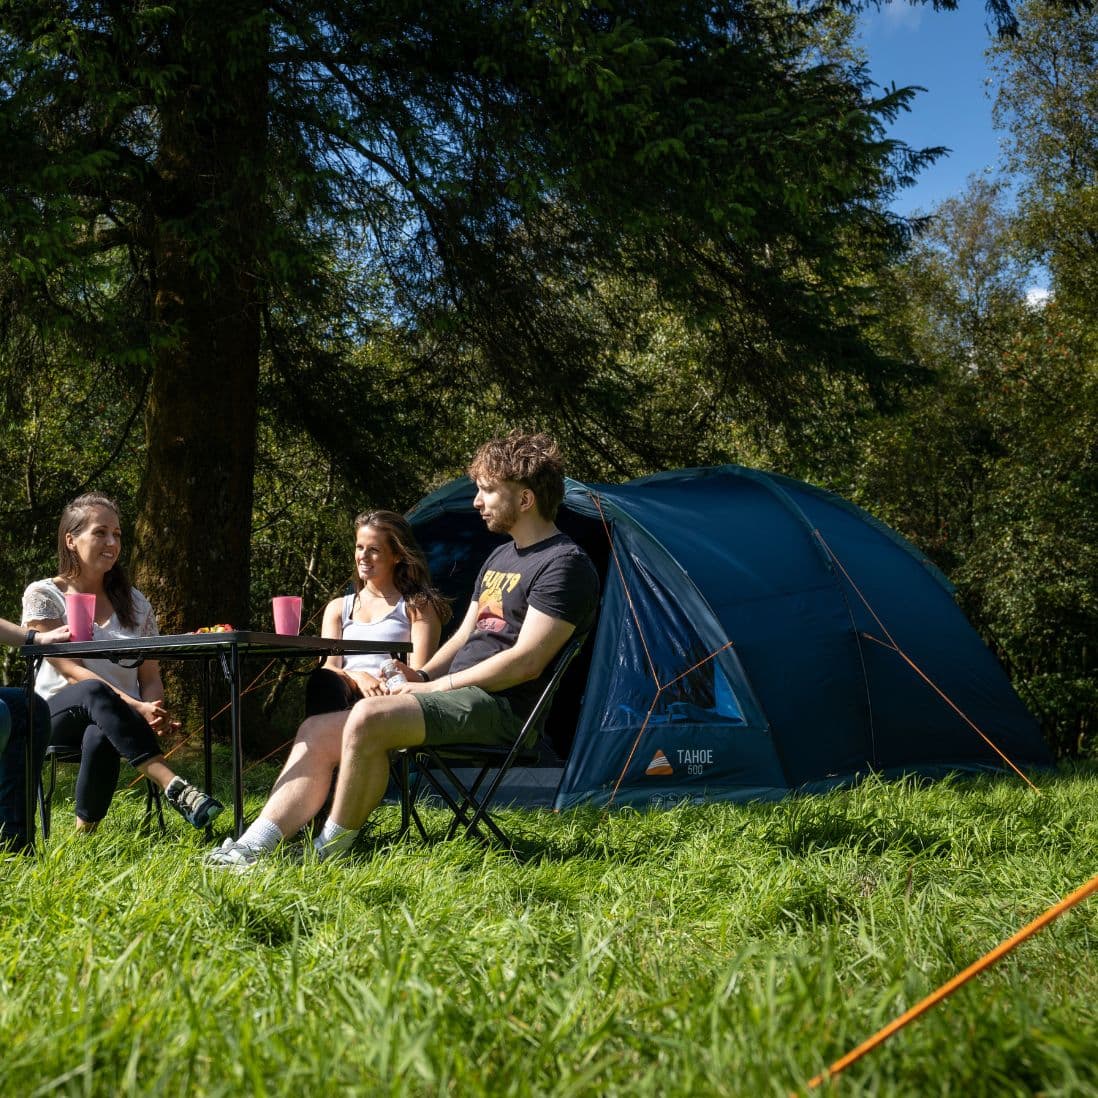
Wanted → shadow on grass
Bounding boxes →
[209,888,327,946]
[356,817,555,865]
[762,805,955,858]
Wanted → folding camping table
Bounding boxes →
[20,631,410,843]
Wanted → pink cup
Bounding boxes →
[65,592,97,642]
[272,595,303,636]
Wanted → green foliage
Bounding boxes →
[990,0,1098,316]
[956,310,1098,754]
[1,765,1095,1095]
[0,0,935,651]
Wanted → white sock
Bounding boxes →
[314,819,359,859]
[237,817,284,855]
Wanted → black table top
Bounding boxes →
[22,631,411,661]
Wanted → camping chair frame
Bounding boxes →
[393,633,587,848]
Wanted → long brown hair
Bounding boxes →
[353,510,452,625]
[56,493,138,629]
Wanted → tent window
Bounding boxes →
[600,551,746,734]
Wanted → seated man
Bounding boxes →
[208,430,599,869]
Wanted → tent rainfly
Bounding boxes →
[407,466,1051,809]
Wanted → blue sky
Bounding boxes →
[858,1,1003,217]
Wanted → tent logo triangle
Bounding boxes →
[646,749,673,776]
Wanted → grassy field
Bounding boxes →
[1,760,1096,1097]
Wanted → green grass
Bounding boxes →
[2,761,1096,1096]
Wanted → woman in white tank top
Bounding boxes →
[305,511,451,717]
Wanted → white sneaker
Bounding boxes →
[277,838,354,866]
[205,837,262,873]
[315,836,357,863]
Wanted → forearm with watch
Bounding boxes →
[416,666,484,690]
[0,618,37,647]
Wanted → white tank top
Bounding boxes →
[340,592,411,676]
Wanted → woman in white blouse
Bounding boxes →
[22,493,222,834]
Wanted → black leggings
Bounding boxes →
[305,667,362,718]
[48,681,162,823]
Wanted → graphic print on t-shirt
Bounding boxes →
[475,568,521,634]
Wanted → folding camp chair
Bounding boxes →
[39,743,165,839]
[393,633,587,848]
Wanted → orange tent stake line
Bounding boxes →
[797,871,1098,1095]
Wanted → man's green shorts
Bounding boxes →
[415,686,524,747]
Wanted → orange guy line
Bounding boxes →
[799,871,1098,1094]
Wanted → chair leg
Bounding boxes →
[38,763,53,841]
[461,761,521,846]
[144,778,166,834]
[440,766,492,841]
[401,754,433,841]
[414,755,512,847]
[391,753,412,841]
[384,753,430,843]
[40,755,59,841]
[406,768,433,841]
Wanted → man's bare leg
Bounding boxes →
[206,697,425,869]
[258,710,348,837]
[327,694,427,832]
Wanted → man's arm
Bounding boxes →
[415,599,479,680]
[398,606,574,695]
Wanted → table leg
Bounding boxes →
[229,642,244,837]
[202,657,213,796]
[24,652,39,849]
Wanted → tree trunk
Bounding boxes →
[133,1,268,635]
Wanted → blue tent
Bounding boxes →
[408,466,1050,808]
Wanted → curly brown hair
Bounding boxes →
[352,510,452,626]
[56,493,138,629]
[466,431,565,521]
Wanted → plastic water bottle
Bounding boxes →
[379,659,407,692]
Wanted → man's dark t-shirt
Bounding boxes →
[449,532,599,722]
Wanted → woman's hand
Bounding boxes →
[346,671,386,697]
[387,659,419,681]
[36,624,71,645]
[133,698,179,732]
